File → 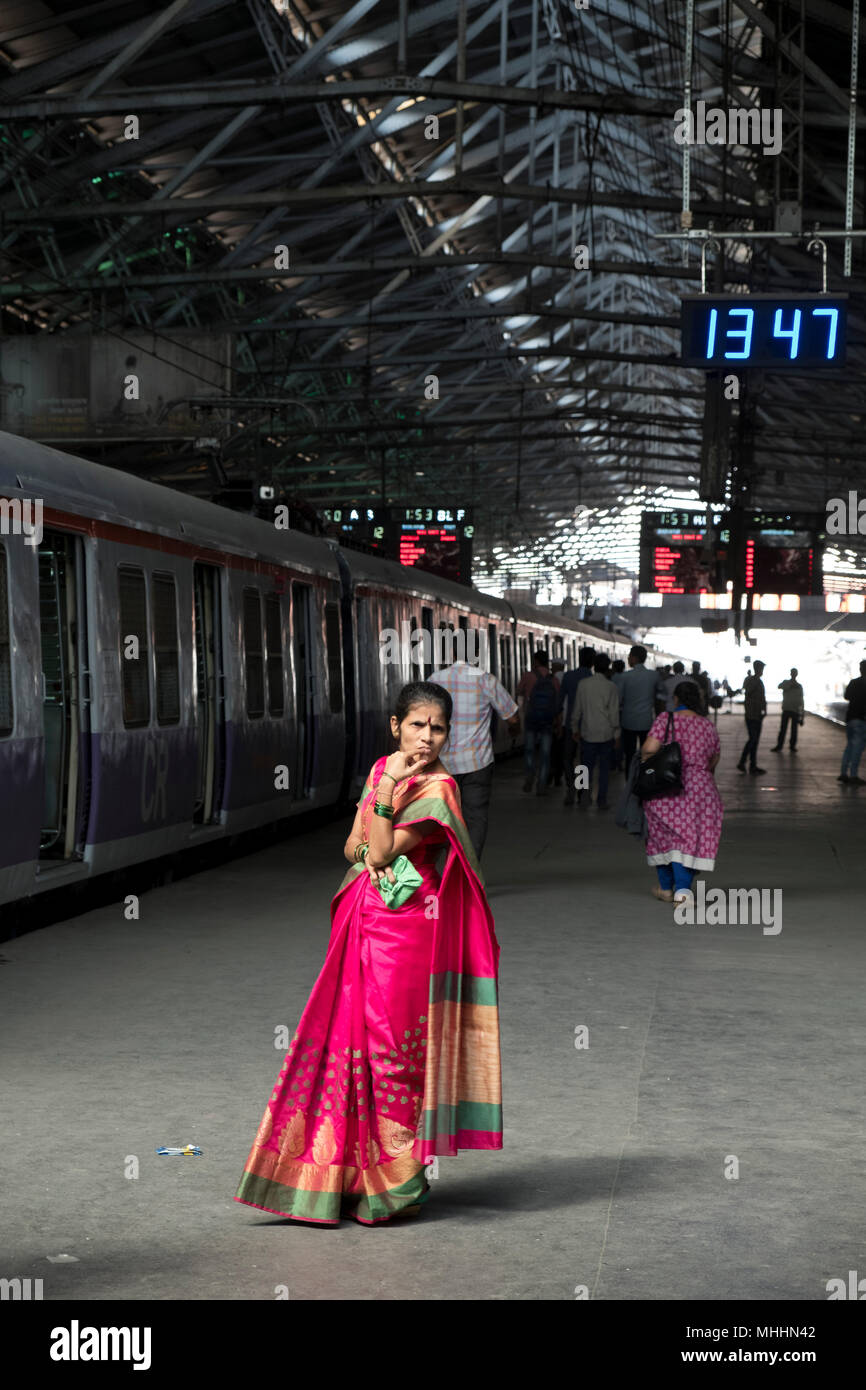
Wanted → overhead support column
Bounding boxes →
[455,0,467,175]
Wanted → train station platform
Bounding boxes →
[2,710,862,1301]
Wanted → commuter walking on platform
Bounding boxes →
[429,650,519,857]
[558,647,595,805]
[691,661,711,713]
[658,661,699,712]
[610,659,627,770]
[838,660,866,785]
[641,681,723,904]
[549,659,567,786]
[519,651,561,796]
[516,648,548,704]
[736,661,767,775]
[620,644,659,767]
[573,651,620,810]
[234,681,502,1225]
[772,668,804,752]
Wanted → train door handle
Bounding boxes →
[80,668,92,706]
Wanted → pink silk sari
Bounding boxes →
[234,756,503,1225]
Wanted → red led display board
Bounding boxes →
[320,504,474,584]
[640,510,824,596]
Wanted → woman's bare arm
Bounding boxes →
[344,804,366,863]
[345,806,437,867]
[367,821,434,868]
[640,735,662,760]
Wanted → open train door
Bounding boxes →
[193,562,226,824]
[37,530,92,861]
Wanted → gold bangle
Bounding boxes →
[380,771,398,786]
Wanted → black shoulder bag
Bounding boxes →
[636,712,683,800]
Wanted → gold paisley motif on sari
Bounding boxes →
[254,1105,274,1148]
[278,1109,306,1158]
[378,1116,416,1157]
[354,1134,381,1167]
[312,1115,337,1165]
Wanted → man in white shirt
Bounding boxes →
[429,658,519,858]
[572,651,621,810]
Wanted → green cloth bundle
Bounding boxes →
[375,854,423,908]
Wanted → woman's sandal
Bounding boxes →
[651,885,674,903]
[391,1204,423,1219]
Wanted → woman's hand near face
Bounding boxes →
[384,748,430,782]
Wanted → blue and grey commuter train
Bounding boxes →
[0,430,683,909]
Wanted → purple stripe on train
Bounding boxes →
[0,719,319,867]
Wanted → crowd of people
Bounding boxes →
[426,640,866,904]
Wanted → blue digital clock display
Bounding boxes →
[681,295,847,368]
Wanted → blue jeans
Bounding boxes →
[524,726,553,786]
[582,738,613,805]
[657,863,695,893]
[841,718,866,777]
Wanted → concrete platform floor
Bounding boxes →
[1,711,864,1301]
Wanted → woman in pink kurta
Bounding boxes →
[640,680,723,903]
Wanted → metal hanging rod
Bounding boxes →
[652,230,866,240]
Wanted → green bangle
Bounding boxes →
[358,843,369,859]
[374,802,394,818]
[380,771,397,786]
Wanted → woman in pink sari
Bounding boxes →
[234,681,503,1225]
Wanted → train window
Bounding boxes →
[243,588,265,719]
[153,573,180,726]
[498,634,510,692]
[407,614,422,676]
[421,606,434,679]
[265,595,284,716]
[119,566,151,728]
[488,624,497,676]
[324,601,343,713]
[0,546,11,736]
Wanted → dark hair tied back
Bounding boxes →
[393,681,452,729]
[673,681,704,714]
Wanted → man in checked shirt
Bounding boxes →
[430,645,520,859]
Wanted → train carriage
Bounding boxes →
[0,430,686,911]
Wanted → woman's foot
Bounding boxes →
[673,891,692,904]
[651,885,674,903]
[391,1203,423,1219]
